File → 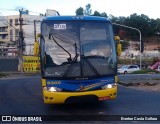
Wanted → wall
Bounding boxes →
[0,57,18,72]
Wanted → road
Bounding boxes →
[0,76,160,122]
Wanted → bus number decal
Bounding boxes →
[54,24,66,30]
[47,81,61,85]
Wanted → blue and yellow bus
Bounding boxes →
[39,16,121,104]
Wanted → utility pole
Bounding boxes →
[34,20,36,42]
[33,20,40,56]
[18,9,24,72]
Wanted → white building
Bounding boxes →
[0,13,44,55]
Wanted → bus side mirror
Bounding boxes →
[37,33,41,38]
[117,43,122,56]
[33,33,41,56]
[114,36,120,41]
[114,36,122,56]
[33,41,40,56]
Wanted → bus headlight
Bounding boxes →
[43,87,62,92]
[101,83,117,89]
[107,84,113,88]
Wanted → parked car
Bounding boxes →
[118,65,140,74]
[156,66,160,72]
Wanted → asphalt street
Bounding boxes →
[0,75,159,115]
[0,75,160,123]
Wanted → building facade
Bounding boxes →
[0,14,44,56]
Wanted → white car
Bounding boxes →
[118,65,140,74]
[156,66,160,72]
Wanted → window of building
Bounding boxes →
[10,19,13,26]
[15,29,19,40]
[10,30,13,41]
[15,18,18,25]
[15,29,19,35]
[2,34,6,39]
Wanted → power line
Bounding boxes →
[0,11,17,30]
[0,17,8,25]
[0,9,42,41]
[0,10,35,38]
[28,10,44,15]
[0,8,45,16]
[0,8,17,11]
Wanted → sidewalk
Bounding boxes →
[0,71,40,78]
[118,80,159,87]
[118,75,160,88]
[118,78,160,92]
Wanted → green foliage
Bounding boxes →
[93,11,101,16]
[75,4,160,41]
[75,7,84,15]
[111,13,160,40]
[93,11,108,17]
[84,4,92,16]
[101,12,108,18]
[75,4,108,18]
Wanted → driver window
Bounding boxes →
[128,66,131,69]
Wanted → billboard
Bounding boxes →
[22,56,40,72]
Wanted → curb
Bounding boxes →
[118,81,157,87]
[0,72,40,78]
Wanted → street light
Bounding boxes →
[112,23,142,69]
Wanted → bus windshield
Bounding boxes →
[41,21,116,78]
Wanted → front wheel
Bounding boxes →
[124,71,127,74]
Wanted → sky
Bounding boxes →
[0,0,160,19]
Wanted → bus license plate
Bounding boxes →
[99,96,110,101]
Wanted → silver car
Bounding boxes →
[118,65,140,74]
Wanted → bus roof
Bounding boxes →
[44,16,111,22]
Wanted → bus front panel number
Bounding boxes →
[54,24,66,30]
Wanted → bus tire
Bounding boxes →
[124,71,127,74]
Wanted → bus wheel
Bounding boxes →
[124,71,127,74]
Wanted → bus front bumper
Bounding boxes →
[43,86,117,104]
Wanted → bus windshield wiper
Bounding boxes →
[63,42,79,77]
[49,34,72,62]
[83,55,106,59]
[81,45,100,76]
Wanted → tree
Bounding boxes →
[75,4,108,18]
[109,14,119,22]
[101,12,108,18]
[75,7,84,15]
[155,19,160,35]
[84,4,92,16]
[93,11,101,16]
